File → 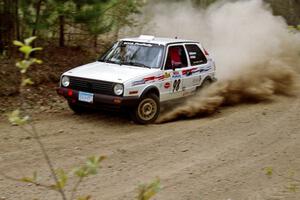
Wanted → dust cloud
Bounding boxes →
[146,0,300,123]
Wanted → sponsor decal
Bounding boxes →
[172,71,181,78]
[123,42,153,47]
[199,67,212,73]
[164,82,171,89]
[156,75,165,80]
[132,79,146,86]
[173,79,181,92]
[180,67,212,78]
[132,74,165,86]
[182,67,198,76]
[144,76,155,81]
[164,72,171,78]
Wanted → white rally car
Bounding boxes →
[57,35,216,124]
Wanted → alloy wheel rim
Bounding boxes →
[138,98,157,121]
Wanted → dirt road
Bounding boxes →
[0,93,300,200]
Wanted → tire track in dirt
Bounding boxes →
[1,95,299,200]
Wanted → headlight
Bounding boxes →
[114,84,124,96]
[61,76,70,87]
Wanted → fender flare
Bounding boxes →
[140,85,160,99]
[202,75,213,83]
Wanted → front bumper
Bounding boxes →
[56,87,139,109]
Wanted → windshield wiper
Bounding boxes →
[122,61,151,69]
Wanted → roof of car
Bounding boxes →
[120,35,198,45]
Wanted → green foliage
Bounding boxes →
[264,167,300,193]
[21,78,34,87]
[286,183,298,193]
[20,171,39,184]
[191,0,218,8]
[53,169,68,190]
[74,156,106,178]
[13,36,43,59]
[8,37,43,127]
[265,167,273,177]
[18,156,105,198]
[288,25,300,33]
[77,196,91,200]
[137,178,160,200]
[74,0,143,36]
[17,0,143,40]
[8,109,29,126]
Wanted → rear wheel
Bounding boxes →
[196,78,212,92]
[131,93,160,124]
[201,78,212,88]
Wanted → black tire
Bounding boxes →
[196,78,212,91]
[202,78,213,88]
[131,93,160,124]
[68,101,86,114]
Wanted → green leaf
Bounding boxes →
[16,60,31,73]
[32,47,43,52]
[56,169,68,190]
[74,156,106,178]
[138,178,161,200]
[86,156,106,175]
[34,59,43,64]
[286,183,297,192]
[19,45,33,57]
[77,196,91,200]
[22,78,34,87]
[74,167,88,178]
[24,36,37,46]
[13,40,25,47]
[20,171,38,183]
[265,167,273,177]
[20,177,34,183]
[8,109,29,125]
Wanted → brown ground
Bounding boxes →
[0,89,299,200]
[0,46,92,97]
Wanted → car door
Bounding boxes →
[182,43,209,93]
[160,44,189,101]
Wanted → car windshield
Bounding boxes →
[101,41,164,69]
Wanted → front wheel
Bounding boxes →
[131,94,160,124]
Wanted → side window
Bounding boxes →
[185,44,207,66]
[164,45,188,70]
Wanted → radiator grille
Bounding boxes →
[68,77,115,95]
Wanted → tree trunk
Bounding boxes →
[59,15,65,47]
[15,0,20,40]
[32,0,43,37]
[93,35,98,48]
[0,0,16,54]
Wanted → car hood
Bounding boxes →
[63,62,159,83]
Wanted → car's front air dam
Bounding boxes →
[56,87,139,108]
